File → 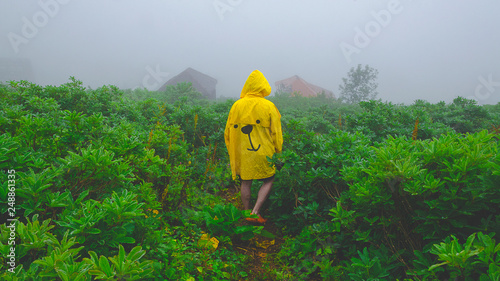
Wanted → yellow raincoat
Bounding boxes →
[225,70,283,180]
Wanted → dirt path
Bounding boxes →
[233,221,285,280]
[219,186,286,280]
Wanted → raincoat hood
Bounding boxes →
[240,70,272,99]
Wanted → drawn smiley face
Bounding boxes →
[234,120,261,151]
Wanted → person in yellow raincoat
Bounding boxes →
[224,70,283,223]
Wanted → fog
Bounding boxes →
[1,0,499,104]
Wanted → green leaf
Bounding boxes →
[428,261,448,271]
[127,246,146,263]
[260,230,276,239]
[86,228,101,234]
[98,256,113,277]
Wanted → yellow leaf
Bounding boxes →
[256,252,267,258]
[255,239,275,249]
[210,237,219,249]
[198,234,219,250]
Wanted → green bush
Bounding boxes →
[2,79,498,280]
[203,203,263,241]
[268,120,371,233]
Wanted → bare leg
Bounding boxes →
[251,177,274,216]
[240,180,253,210]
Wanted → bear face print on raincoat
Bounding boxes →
[224,70,283,180]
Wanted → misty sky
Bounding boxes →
[1,0,500,104]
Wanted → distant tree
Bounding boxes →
[338,64,379,104]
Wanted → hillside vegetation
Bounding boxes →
[1,79,499,280]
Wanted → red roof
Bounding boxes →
[275,75,334,98]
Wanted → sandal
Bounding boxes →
[245,214,267,224]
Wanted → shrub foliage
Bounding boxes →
[1,78,499,280]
